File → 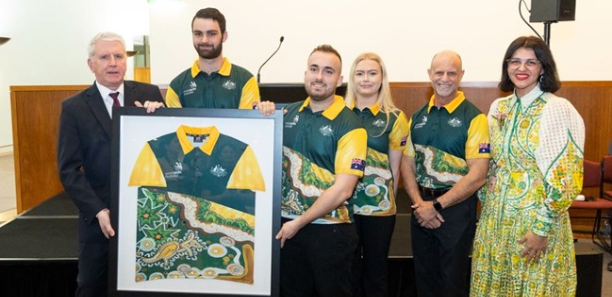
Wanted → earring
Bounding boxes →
[539,75,544,83]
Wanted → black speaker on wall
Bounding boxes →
[530,0,576,22]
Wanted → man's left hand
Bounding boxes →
[412,201,439,224]
[255,101,276,116]
[135,100,165,113]
[275,219,304,248]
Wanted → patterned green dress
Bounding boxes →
[470,85,585,297]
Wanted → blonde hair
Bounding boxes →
[345,52,399,136]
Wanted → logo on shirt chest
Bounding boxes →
[414,116,427,129]
[164,162,184,179]
[183,81,197,96]
[284,115,299,128]
[210,164,228,177]
[372,119,386,128]
[223,80,236,90]
[319,125,333,136]
[447,117,462,127]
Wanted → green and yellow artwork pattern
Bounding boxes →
[134,188,255,284]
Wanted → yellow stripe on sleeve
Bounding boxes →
[128,143,167,187]
[228,146,266,192]
[335,128,367,176]
[389,112,410,150]
[239,77,260,110]
[465,114,491,159]
[404,118,415,157]
[165,87,182,108]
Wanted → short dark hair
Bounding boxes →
[310,44,342,67]
[192,7,226,33]
[499,36,561,93]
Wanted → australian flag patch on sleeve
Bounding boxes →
[351,158,366,171]
[479,143,490,153]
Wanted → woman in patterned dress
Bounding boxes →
[345,52,410,297]
[470,36,585,297]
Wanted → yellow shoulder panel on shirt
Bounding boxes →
[335,128,367,176]
[239,77,260,110]
[165,87,182,108]
[389,112,410,150]
[128,143,167,187]
[404,118,415,157]
[465,113,491,159]
[228,146,265,192]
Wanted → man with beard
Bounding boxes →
[165,7,259,109]
[400,50,489,297]
[275,44,367,297]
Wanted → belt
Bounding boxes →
[419,186,450,197]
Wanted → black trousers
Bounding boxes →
[280,220,358,297]
[352,214,396,297]
[75,241,108,297]
[411,194,476,297]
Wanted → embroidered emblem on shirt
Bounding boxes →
[447,117,462,127]
[373,119,386,128]
[414,116,427,129]
[351,158,366,171]
[479,143,490,153]
[223,80,236,90]
[285,115,299,128]
[319,125,333,136]
[165,162,183,179]
[183,81,197,96]
[210,165,228,177]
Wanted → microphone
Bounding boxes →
[257,36,284,83]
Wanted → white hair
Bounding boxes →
[88,32,126,58]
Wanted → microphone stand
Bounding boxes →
[257,36,284,83]
[543,21,553,46]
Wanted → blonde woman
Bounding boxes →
[345,53,409,297]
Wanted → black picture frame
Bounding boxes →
[110,107,282,296]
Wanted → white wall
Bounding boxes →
[1,0,612,150]
[0,0,149,151]
[149,0,612,85]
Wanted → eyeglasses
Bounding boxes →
[506,58,541,68]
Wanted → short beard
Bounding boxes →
[306,83,335,102]
[195,42,223,60]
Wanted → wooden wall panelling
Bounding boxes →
[556,81,612,162]
[11,85,88,213]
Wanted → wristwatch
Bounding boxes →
[432,198,444,212]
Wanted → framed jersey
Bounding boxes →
[109,107,282,297]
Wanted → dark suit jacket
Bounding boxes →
[57,81,164,242]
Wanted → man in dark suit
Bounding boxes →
[57,32,165,297]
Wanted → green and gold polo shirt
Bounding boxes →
[405,91,490,189]
[166,58,259,109]
[282,95,367,224]
[350,102,409,216]
[128,125,265,284]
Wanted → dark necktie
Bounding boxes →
[110,92,121,107]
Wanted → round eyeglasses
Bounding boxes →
[506,58,541,68]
